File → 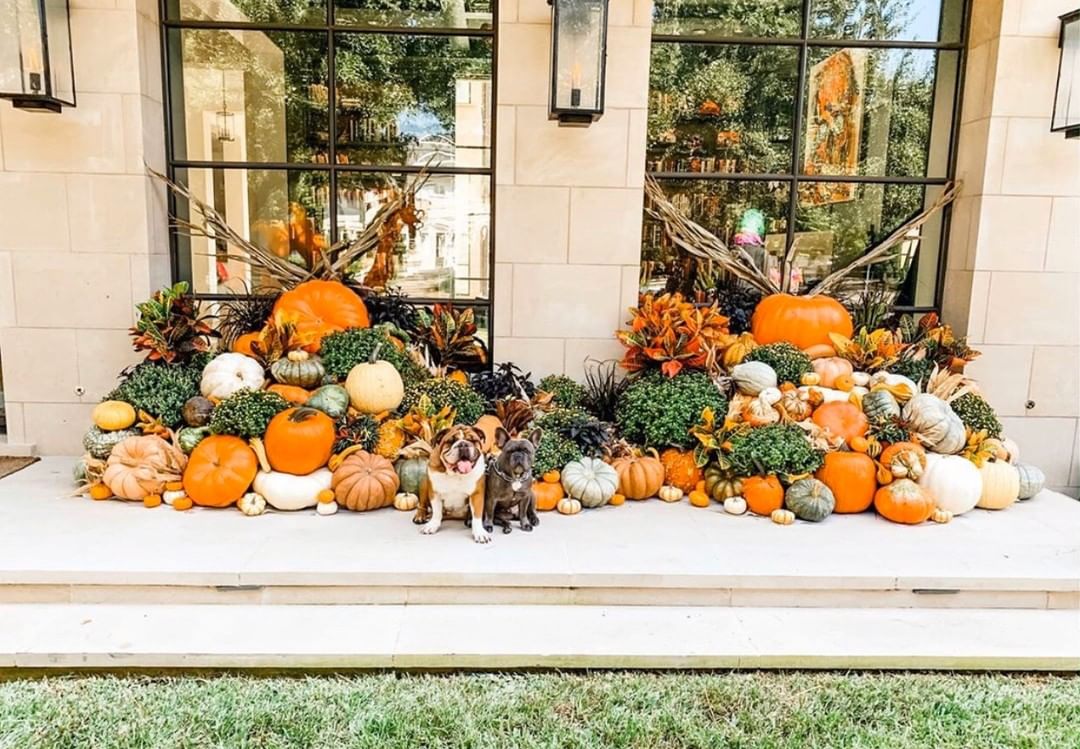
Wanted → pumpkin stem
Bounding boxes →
[368,340,384,365]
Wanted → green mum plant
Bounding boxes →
[209,389,289,439]
[536,406,612,458]
[615,371,727,449]
[744,342,812,386]
[725,423,824,478]
[400,378,485,425]
[538,374,588,409]
[532,431,583,478]
[107,362,202,428]
[320,326,429,385]
[950,392,1002,439]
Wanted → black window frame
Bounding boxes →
[646,0,971,313]
[159,0,499,350]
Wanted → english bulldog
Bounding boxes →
[413,425,490,544]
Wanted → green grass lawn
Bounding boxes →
[0,672,1077,748]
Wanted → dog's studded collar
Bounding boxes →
[486,459,528,492]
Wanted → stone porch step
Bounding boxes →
[1,603,1076,671]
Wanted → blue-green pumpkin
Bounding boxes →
[785,478,835,522]
[306,384,350,420]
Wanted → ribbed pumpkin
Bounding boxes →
[395,454,428,495]
[272,279,370,352]
[977,460,1020,510]
[862,390,900,423]
[1015,463,1045,499]
[874,478,935,524]
[903,394,965,454]
[879,441,927,482]
[611,452,665,500]
[183,435,259,508]
[270,350,325,388]
[660,448,702,493]
[751,293,854,351]
[306,384,350,420]
[705,465,744,503]
[741,474,783,515]
[784,478,835,522]
[815,451,876,513]
[331,451,399,511]
[103,436,187,501]
[200,353,266,400]
[264,407,336,475]
[811,401,868,444]
[561,457,619,508]
[92,400,137,431]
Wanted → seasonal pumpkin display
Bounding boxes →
[92,400,136,431]
[182,396,215,427]
[903,394,965,454]
[103,436,187,501]
[741,474,783,515]
[658,485,683,503]
[394,492,420,511]
[83,425,140,460]
[977,460,1020,510]
[1015,464,1045,499]
[731,361,777,395]
[305,384,350,420]
[874,478,935,524]
[771,508,796,525]
[272,279,370,352]
[534,479,565,512]
[183,435,259,508]
[253,468,334,511]
[918,453,982,515]
[723,495,747,514]
[346,353,405,414]
[689,489,711,508]
[815,451,876,514]
[557,496,583,515]
[561,457,619,508]
[267,384,311,405]
[659,448,702,493]
[200,353,265,401]
[264,407,336,475]
[878,441,927,483]
[784,478,835,522]
[811,357,854,389]
[751,293,854,351]
[811,401,868,444]
[237,492,267,516]
[611,451,665,500]
[270,350,325,388]
[331,451,399,512]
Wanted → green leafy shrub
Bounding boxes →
[539,374,587,409]
[536,406,612,457]
[334,414,379,454]
[209,390,289,439]
[615,371,727,449]
[320,327,428,385]
[888,355,934,388]
[400,378,484,425]
[532,431,583,478]
[950,393,1002,438]
[726,423,824,478]
[107,362,201,427]
[745,343,812,385]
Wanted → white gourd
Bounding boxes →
[731,361,777,395]
[918,453,981,515]
[252,468,333,511]
[200,353,266,400]
[723,496,747,515]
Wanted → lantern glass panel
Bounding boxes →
[552,0,606,115]
[44,0,74,103]
[1053,13,1080,133]
[0,0,45,96]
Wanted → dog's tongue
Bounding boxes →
[455,460,474,474]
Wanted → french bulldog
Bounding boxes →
[483,427,542,534]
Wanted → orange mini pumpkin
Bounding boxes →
[660,448,703,494]
[534,480,565,512]
[267,384,312,405]
[272,280,370,352]
[815,451,877,514]
[874,478,935,525]
[610,452,665,500]
[264,407,336,475]
[811,401,868,444]
[742,474,784,515]
[183,435,259,508]
[331,451,399,511]
[751,293,854,351]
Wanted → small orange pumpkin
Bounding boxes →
[742,474,784,515]
[267,384,312,405]
[815,451,877,514]
[874,478,935,524]
[183,435,259,508]
[608,492,626,506]
[688,489,711,508]
[534,480,565,511]
[660,448,703,494]
[330,451,399,511]
[542,470,562,484]
[811,401,868,444]
[264,407,336,475]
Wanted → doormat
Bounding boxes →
[0,457,38,480]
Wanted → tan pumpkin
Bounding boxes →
[557,496,583,515]
[345,354,405,414]
[610,452,665,500]
[658,485,683,503]
[771,508,796,525]
[103,436,187,501]
[331,451,400,511]
[811,357,854,389]
[394,492,420,511]
[977,460,1020,510]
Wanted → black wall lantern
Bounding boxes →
[548,0,609,126]
[0,0,76,112]
[1052,9,1080,138]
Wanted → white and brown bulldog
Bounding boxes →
[413,425,490,544]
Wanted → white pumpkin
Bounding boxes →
[977,461,1020,510]
[394,492,420,511]
[731,361,777,395]
[850,371,871,387]
[1000,437,1021,464]
[723,495,747,515]
[561,457,619,508]
[903,394,966,455]
[252,467,333,511]
[237,492,267,516]
[918,453,982,515]
[316,500,339,516]
[201,353,266,400]
[162,488,187,506]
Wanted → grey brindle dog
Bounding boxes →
[482,427,542,534]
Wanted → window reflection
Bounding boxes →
[652,0,802,38]
[810,0,963,43]
[335,0,492,29]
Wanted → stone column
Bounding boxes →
[492,0,652,380]
[0,0,169,454]
[946,0,1080,494]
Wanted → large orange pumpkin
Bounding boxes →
[331,451,399,511]
[874,478,935,524]
[264,407,336,475]
[815,451,877,513]
[660,448,702,494]
[812,401,868,444]
[272,280,370,352]
[610,453,665,500]
[232,332,261,357]
[751,293,854,351]
[183,435,259,508]
[742,474,784,515]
